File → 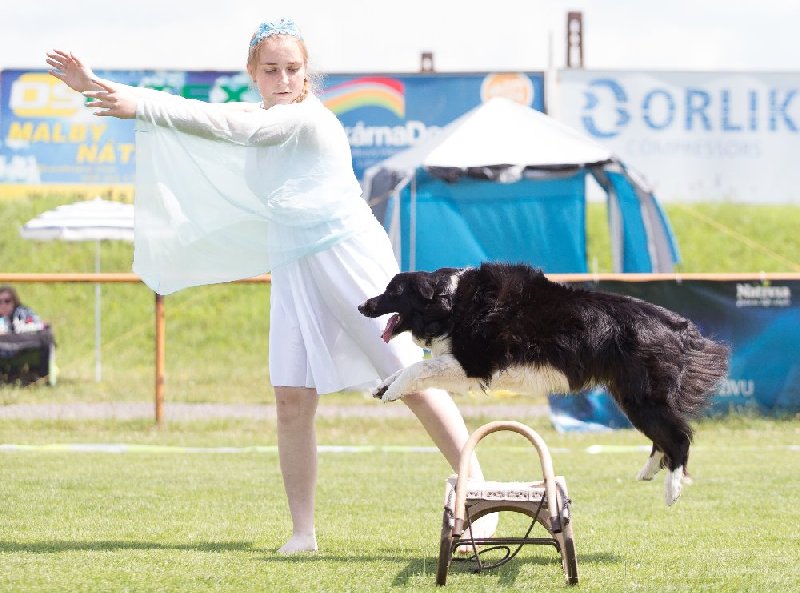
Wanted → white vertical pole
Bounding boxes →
[388,189,402,263]
[546,28,558,118]
[409,173,417,271]
[95,239,101,382]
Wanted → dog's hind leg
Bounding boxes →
[636,444,665,481]
[621,404,692,505]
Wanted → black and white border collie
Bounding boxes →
[359,262,729,505]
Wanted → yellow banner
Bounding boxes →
[0,184,134,203]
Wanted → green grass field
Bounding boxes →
[1,414,798,592]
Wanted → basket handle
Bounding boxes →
[452,420,563,535]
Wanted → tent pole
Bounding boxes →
[410,174,417,271]
[95,240,101,383]
[389,189,402,262]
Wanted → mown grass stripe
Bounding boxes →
[2,443,796,454]
[0,443,440,454]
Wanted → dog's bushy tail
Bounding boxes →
[674,327,730,418]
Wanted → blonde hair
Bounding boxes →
[246,34,319,103]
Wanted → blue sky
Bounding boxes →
[2,0,799,73]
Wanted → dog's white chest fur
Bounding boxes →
[492,364,570,397]
[397,335,570,399]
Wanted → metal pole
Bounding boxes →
[155,292,165,427]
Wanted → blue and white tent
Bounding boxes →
[362,98,679,273]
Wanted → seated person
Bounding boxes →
[0,285,44,334]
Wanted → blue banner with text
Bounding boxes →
[548,278,800,432]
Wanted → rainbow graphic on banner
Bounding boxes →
[322,77,405,118]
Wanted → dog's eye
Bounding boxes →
[386,284,403,297]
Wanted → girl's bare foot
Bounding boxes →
[277,532,318,554]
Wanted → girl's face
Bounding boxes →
[251,36,307,109]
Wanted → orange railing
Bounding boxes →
[0,272,271,426]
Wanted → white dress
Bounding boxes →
[269,223,421,393]
[133,93,421,393]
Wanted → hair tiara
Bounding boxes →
[250,18,303,47]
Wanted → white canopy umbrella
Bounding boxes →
[20,197,135,382]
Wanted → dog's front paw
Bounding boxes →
[381,381,406,402]
[373,369,403,401]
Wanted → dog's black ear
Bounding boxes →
[417,277,436,300]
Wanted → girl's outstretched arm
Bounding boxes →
[47,49,175,101]
[48,49,261,115]
[46,50,102,93]
[83,79,138,119]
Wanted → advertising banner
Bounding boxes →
[0,69,259,201]
[557,70,800,203]
[0,69,544,199]
[549,278,800,431]
[321,72,545,179]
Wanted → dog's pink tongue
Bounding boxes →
[381,314,400,343]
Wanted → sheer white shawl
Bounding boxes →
[133,94,372,295]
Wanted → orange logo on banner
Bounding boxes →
[10,73,83,118]
[480,73,534,106]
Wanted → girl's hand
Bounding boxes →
[46,50,98,92]
[83,79,138,119]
